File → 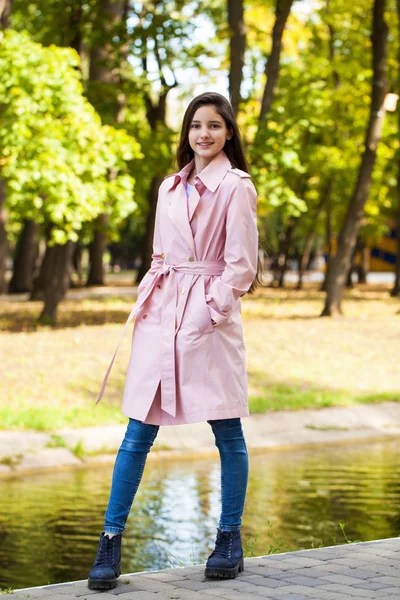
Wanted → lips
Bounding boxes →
[198,142,213,147]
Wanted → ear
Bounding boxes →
[226,129,233,140]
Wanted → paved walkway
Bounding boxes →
[7,538,400,599]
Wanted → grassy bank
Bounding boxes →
[1,284,399,431]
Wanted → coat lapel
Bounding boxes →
[165,152,232,255]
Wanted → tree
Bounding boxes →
[391,0,400,297]
[0,0,13,293]
[297,187,331,290]
[257,0,294,132]
[86,0,130,286]
[8,219,39,293]
[322,0,389,316]
[0,30,140,320]
[0,0,12,29]
[0,179,7,293]
[228,0,246,116]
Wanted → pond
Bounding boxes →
[0,438,399,590]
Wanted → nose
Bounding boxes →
[199,127,210,138]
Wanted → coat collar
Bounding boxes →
[167,151,232,193]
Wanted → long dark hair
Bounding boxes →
[176,92,263,294]
[177,92,249,172]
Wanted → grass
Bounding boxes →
[0,283,399,431]
[0,454,22,467]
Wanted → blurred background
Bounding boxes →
[0,0,400,590]
[0,0,399,323]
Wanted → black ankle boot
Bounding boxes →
[205,529,244,579]
[88,532,122,590]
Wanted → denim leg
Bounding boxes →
[104,418,159,534]
[208,418,248,532]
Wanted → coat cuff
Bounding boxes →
[207,300,231,327]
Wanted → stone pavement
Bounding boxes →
[7,537,400,599]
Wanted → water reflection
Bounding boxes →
[0,438,399,589]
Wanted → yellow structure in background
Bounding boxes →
[368,221,397,272]
[323,220,398,273]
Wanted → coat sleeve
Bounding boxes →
[205,176,258,326]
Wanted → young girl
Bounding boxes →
[88,91,259,590]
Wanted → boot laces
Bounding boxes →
[96,535,116,565]
[213,530,233,558]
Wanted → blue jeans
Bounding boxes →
[104,418,248,534]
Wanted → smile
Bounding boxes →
[198,142,213,147]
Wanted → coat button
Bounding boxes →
[157,284,162,289]
[161,253,165,258]
[180,289,185,295]
[143,314,148,319]
[188,256,194,262]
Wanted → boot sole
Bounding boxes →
[204,556,244,579]
[88,568,121,591]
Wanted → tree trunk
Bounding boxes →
[346,241,358,288]
[0,179,8,294]
[9,219,39,293]
[227,0,246,116]
[257,0,294,129]
[31,237,53,300]
[321,0,388,317]
[357,239,369,284]
[87,213,108,286]
[392,172,400,296]
[0,0,13,28]
[321,14,339,293]
[391,0,400,297]
[0,0,9,290]
[298,183,331,290]
[271,217,296,288]
[136,176,163,281]
[297,232,314,290]
[321,186,333,292]
[68,0,84,57]
[89,0,129,119]
[71,240,84,287]
[38,241,74,324]
[87,0,129,286]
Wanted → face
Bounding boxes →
[188,105,232,168]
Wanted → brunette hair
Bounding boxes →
[176,92,263,294]
[176,92,249,172]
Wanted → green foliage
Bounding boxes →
[4,0,400,260]
[72,439,85,459]
[244,0,399,251]
[46,434,67,448]
[0,30,141,244]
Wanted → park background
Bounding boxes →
[0,0,399,427]
[0,0,400,591]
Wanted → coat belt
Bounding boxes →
[96,260,225,418]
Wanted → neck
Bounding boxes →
[193,154,215,176]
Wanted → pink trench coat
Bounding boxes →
[97,151,258,425]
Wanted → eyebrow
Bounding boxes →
[191,119,223,124]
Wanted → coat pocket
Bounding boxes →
[187,277,214,335]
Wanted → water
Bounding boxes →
[0,438,399,590]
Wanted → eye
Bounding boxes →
[190,123,200,129]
